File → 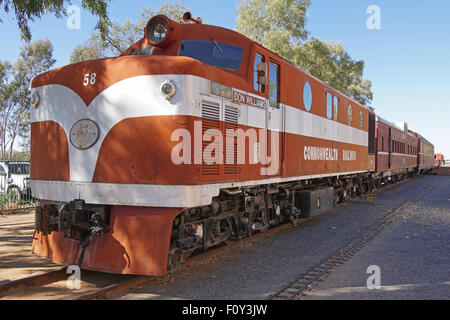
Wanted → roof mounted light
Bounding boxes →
[145,15,172,47]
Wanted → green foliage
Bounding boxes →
[70,1,190,63]
[236,0,310,62]
[0,40,55,158]
[70,36,105,64]
[236,0,373,106]
[0,186,37,212]
[0,0,111,41]
[294,39,373,106]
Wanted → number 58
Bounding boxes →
[83,73,97,86]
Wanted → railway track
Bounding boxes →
[0,267,137,300]
[0,222,295,300]
[0,175,437,300]
[0,267,67,298]
[270,178,443,300]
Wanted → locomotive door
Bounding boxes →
[265,61,283,177]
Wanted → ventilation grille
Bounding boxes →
[224,106,239,175]
[202,103,221,176]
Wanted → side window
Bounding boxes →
[333,96,339,121]
[348,105,353,126]
[269,62,280,108]
[0,165,5,175]
[326,92,332,119]
[254,53,264,92]
[303,81,313,112]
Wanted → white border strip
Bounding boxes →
[31,170,369,208]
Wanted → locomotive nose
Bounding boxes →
[30,54,202,186]
[31,55,182,108]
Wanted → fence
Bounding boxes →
[0,161,38,213]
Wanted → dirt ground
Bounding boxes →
[0,212,62,284]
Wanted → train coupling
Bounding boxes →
[35,200,110,265]
[35,200,110,238]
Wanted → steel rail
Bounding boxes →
[0,267,67,298]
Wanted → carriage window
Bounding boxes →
[303,81,312,112]
[254,53,264,92]
[368,112,375,154]
[269,62,280,108]
[326,93,332,119]
[178,40,243,71]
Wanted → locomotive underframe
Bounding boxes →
[33,170,419,270]
[167,170,418,269]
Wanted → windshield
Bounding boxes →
[7,163,30,175]
[178,40,243,71]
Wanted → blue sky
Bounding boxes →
[1,0,449,157]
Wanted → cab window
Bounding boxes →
[254,53,265,92]
[269,62,280,108]
[178,40,243,71]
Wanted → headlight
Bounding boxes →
[145,16,172,46]
[161,81,176,100]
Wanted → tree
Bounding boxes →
[0,0,111,41]
[70,0,190,63]
[294,40,373,106]
[0,40,55,159]
[70,37,105,64]
[236,0,373,106]
[0,60,13,159]
[236,0,310,63]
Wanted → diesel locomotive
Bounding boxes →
[30,13,434,275]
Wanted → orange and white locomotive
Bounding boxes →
[30,14,433,275]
